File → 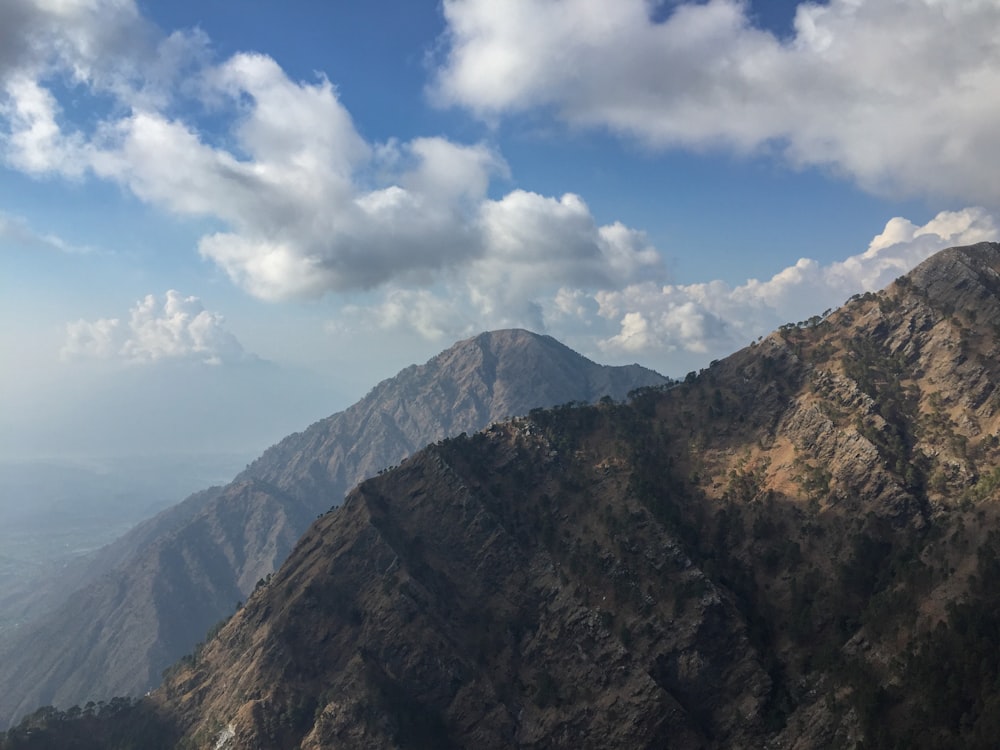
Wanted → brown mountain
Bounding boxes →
[0,330,666,728]
[235,327,670,503]
[9,241,1000,748]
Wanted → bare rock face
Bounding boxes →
[0,330,666,728]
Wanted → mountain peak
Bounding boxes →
[901,241,1000,316]
[0,331,666,727]
[432,329,588,373]
[134,242,1000,747]
[14,245,1000,746]
[238,329,667,503]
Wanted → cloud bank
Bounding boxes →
[62,290,250,365]
[331,208,998,374]
[597,207,999,365]
[0,0,665,305]
[434,0,1000,206]
[4,0,1000,379]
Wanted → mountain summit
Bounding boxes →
[11,242,1000,747]
[236,328,670,503]
[0,330,666,727]
[125,239,1000,748]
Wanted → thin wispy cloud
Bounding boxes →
[0,211,90,254]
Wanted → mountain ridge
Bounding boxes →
[8,241,995,748]
[11,243,1000,746]
[235,329,663,500]
[0,329,667,727]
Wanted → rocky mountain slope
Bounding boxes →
[0,455,245,638]
[0,330,666,728]
[9,242,1000,748]
[130,240,1000,749]
[236,328,668,503]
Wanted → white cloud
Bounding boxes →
[0,0,140,79]
[1,9,664,304]
[331,189,666,338]
[433,0,1000,206]
[471,190,664,320]
[334,288,477,342]
[328,206,999,376]
[62,316,121,360]
[7,0,1000,383]
[1,74,88,176]
[0,0,196,99]
[595,207,999,368]
[62,290,250,365]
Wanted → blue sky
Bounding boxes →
[2,0,999,460]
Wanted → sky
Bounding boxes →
[2,0,1000,462]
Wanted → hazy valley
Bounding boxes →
[0,455,250,634]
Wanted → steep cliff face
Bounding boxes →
[0,330,667,728]
[9,243,1000,748]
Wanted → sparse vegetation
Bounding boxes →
[9,247,1000,748]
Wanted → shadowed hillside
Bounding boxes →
[9,243,1000,747]
[0,330,666,728]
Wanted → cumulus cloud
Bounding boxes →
[0,0,143,79]
[2,74,89,176]
[328,187,666,341]
[8,0,999,381]
[333,288,478,343]
[62,290,250,365]
[433,0,1000,206]
[331,207,998,374]
[594,207,999,367]
[0,0,201,100]
[468,190,664,325]
[0,5,665,306]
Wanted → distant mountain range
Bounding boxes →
[0,330,667,727]
[5,243,1000,747]
[0,453,248,637]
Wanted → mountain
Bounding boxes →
[234,327,667,502]
[7,242,1000,748]
[0,330,667,728]
[0,453,248,639]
